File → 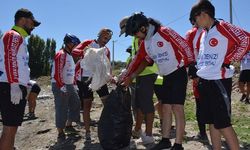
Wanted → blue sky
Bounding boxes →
[1,0,249,62]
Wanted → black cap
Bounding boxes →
[15,8,41,27]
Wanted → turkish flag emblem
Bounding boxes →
[157,41,164,47]
[209,38,218,47]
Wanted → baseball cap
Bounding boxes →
[119,16,129,37]
[15,8,41,27]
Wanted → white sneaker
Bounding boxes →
[135,132,146,143]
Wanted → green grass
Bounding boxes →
[184,91,250,145]
[184,99,196,122]
[231,104,250,144]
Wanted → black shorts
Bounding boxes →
[80,77,109,99]
[30,83,41,94]
[135,74,157,113]
[154,84,164,101]
[0,82,27,126]
[239,70,250,82]
[198,78,232,129]
[76,80,84,100]
[161,67,188,105]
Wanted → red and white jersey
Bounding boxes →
[196,21,250,80]
[124,26,194,77]
[186,27,203,60]
[0,29,30,86]
[71,39,110,77]
[51,49,75,87]
[240,51,250,71]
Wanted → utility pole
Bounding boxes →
[112,40,117,70]
[229,0,233,24]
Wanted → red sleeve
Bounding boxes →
[123,41,151,78]
[159,27,195,65]
[54,50,66,88]
[71,40,93,58]
[3,31,23,83]
[185,27,198,57]
[218,21,250,63]
[244,31,250,51]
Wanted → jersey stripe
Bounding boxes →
[3,31,23,83]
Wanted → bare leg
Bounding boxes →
[145,112,154,136]
[238,82,246,95]
[246,82,250,98]
[0,126,18,150]
[134,109,144,132]
[83,99,93,133]
[57,128,64,134]
[162,104,172,138]
[27,92,38,113]
[209,124,222,150]
[155,101,162,120]
[220,126,239,150]
[172,104,185,144]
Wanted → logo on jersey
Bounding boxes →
[157,41,164,47]
[209,38,218,47]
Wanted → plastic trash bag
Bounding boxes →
[80,47,111,91]
[98,86,133,150]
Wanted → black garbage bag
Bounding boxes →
[98,86,133,150]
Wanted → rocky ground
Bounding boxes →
[0,76,249,150]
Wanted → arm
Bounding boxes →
[185,27,197,58]
[120,41,153,86]
[71,40,92,58]
[53,51,66,88]
[3,31,23,83]
[185,27,199,79]
[219,21,250,63]
[160,27,195,65]
[121,59,149,87]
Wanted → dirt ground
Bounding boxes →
[0,76,249,150]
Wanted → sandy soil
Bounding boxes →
[0,76,249,150]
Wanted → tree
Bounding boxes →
[28,35,57,78]
[28,35,45,78]
[42,38,56,76]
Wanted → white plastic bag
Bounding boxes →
[80,47,111,91]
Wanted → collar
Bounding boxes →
[205,20,218,32]
[12,26,28,38]
[145,24,155,40]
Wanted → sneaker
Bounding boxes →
[151,139,171,150]
[65,126,79,134]
[132,129,142,139]
[28,112,37,119]
[85,131,91,142]
[170,143,184,150]
[57,132,66,144]
[245,98,250,104]
[193,133,208,142]
[240,94,247,102]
